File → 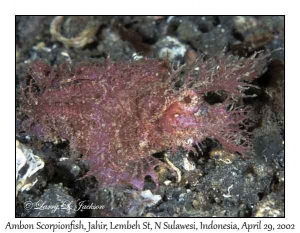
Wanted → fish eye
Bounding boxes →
[184,96,192,104]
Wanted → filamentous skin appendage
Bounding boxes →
[20,54,266,190]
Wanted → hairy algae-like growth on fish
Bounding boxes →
[20,54,266,190]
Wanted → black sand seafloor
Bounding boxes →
[16,16,284,217]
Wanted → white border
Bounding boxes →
[1,0,299,232]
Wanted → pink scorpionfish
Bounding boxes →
[20,54,266,190]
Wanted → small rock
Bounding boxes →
[178,193,186,202]
[254,193,284,217]
[192,199,200,209]
[164,180,172,186]
[154,36,187,64]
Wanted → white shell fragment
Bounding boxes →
[140,190,162,207]
[183,156,196,171]
[16,140,44,196]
